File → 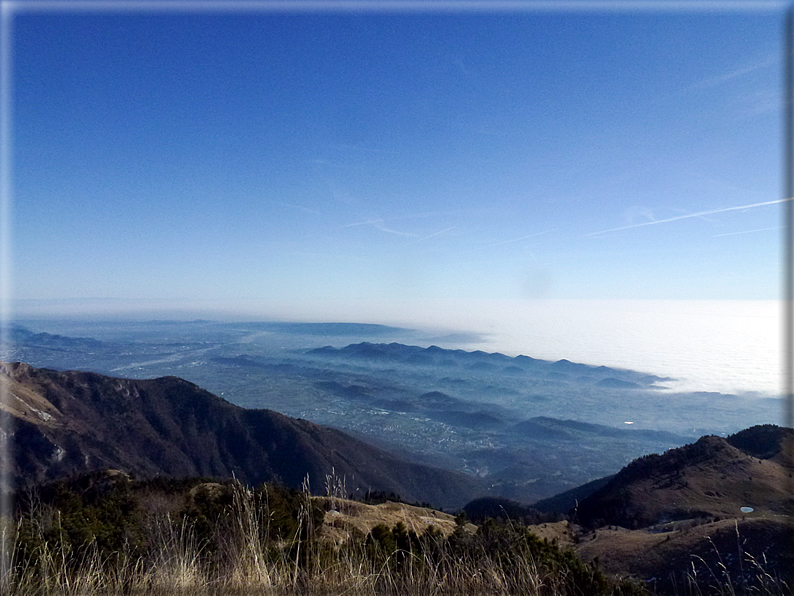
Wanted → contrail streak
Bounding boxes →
[338,218,416,237]
[338,219,384,229]
[585,198,792,237]
[711,225,783,238]
[407,226,456,245]
[478,229,558,249]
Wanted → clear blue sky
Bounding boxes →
[9,2,786,321]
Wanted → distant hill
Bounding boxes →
[1,362,484,509]
[520,425,794,591]
[726,423,792,460]
[510,416,688,443]
[461,496,564,525]
[531,475,615,514]
[239,321,411,337]
[5,324,103,350]
[568,425,794,591]
[575,425,794,529]
[308,342,669,387]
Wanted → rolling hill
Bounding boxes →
[575,425,794,529]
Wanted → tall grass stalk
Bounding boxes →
[684,523,792,596]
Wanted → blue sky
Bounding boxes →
[8,2,786,321]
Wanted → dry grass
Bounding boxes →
[6,475,787,596]
[0,480,609,596]
[525,521,575,551]
[315,495,471,546]
[575,517,793,595]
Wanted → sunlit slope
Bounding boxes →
[576,425,794,529]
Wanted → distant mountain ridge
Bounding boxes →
[308,342,669,387]
[1,362,483,509]
[510,416,688,443]
[236,321,411,337]
[5,324,103,350]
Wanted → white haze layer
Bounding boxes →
[250,298,780,398]
[15,298,782,398]
[399,299,782,398]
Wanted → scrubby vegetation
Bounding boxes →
[3,470,792,596]
[1,471,643,596]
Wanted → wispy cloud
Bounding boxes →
[406,226,457,245]
[686,53,777,92]
[279,202,322,216]
[372,222,418,238]
[338,218,417,238]
[338,219,383,229]
[711,225,783,238]
[682,54,780,118]
[737,88,780,118]
[585,198,791,238]
[459,229,557,255]
[480,229,558,249]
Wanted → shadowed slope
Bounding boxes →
[1,362,483,509]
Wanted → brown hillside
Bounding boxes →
[0,362,483,509]
[576,431,794,529]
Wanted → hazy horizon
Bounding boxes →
[11,296,783,400]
